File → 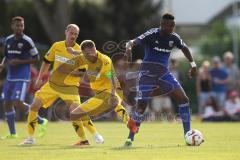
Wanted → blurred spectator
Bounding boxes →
[196,60,211,115]
[150,96,173,121]
[202,96,224,121]
[222,51,240,92]
[210,56,229,109]
[224,90,240,120]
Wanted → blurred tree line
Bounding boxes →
[199,20,240,62]
[0,0,162,59]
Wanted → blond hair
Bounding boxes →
[66,24,80,31]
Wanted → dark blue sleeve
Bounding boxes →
[135,28,157,45]
[173,33,186,49]
[26,39,38,57]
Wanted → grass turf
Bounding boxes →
[0,121,239,160]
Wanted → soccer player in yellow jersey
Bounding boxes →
[65,40,131,127]
[20,24,103,145]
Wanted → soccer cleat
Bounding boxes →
[73,140,90,146]
[93,133,104,144]
[1,134,18,139]
[127,118,139,134]
[124,138,133,147]
[19,137,35,145]
[38,118,48,138]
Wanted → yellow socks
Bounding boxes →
[28,110,38,136]
[82,118,97,135]
[114,104,130,124]
[72,120,87,141]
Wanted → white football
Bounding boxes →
[185,129,204,146]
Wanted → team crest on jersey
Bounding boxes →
[169,41,174,47]
[17,43,23,49]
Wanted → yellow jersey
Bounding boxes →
[76,51,121,92]
[44,41,82,87]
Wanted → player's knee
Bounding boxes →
[69,103,79,113]
[69,103,84,121]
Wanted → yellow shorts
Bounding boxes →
[78,88,123,118]
[35,82,81,108]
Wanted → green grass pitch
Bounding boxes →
[0,121,240,160]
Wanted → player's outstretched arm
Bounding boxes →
[58,64,85,77]
[125,39,137,62]
[0,57,6,73]
[66,47,81,55]
[35,61,51,88]
[181,46,197,79]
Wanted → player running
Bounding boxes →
[124,13,197,146]
[19,24,103,146]
[0,16,47,139]
[66,40,130,126]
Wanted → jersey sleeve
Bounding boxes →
[103,58,122,89]
[135,28,158,45]
[27,37,38,57]
[44,43,56,62]
[173,33,186,49]
[103,58,115,79]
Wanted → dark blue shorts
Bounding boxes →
[137,62,181,101]
[2,80,29,101]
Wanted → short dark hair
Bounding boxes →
[162,13,174,20]
[80,40,95,50]
[12,16,24,24]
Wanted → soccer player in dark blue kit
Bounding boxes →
[0,16,47,139]
[124,13,198,146]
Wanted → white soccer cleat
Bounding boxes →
[19,137,36,145]
[93,133,104,144]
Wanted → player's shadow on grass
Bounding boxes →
[28,144,96,150]
[111,144,184,150]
